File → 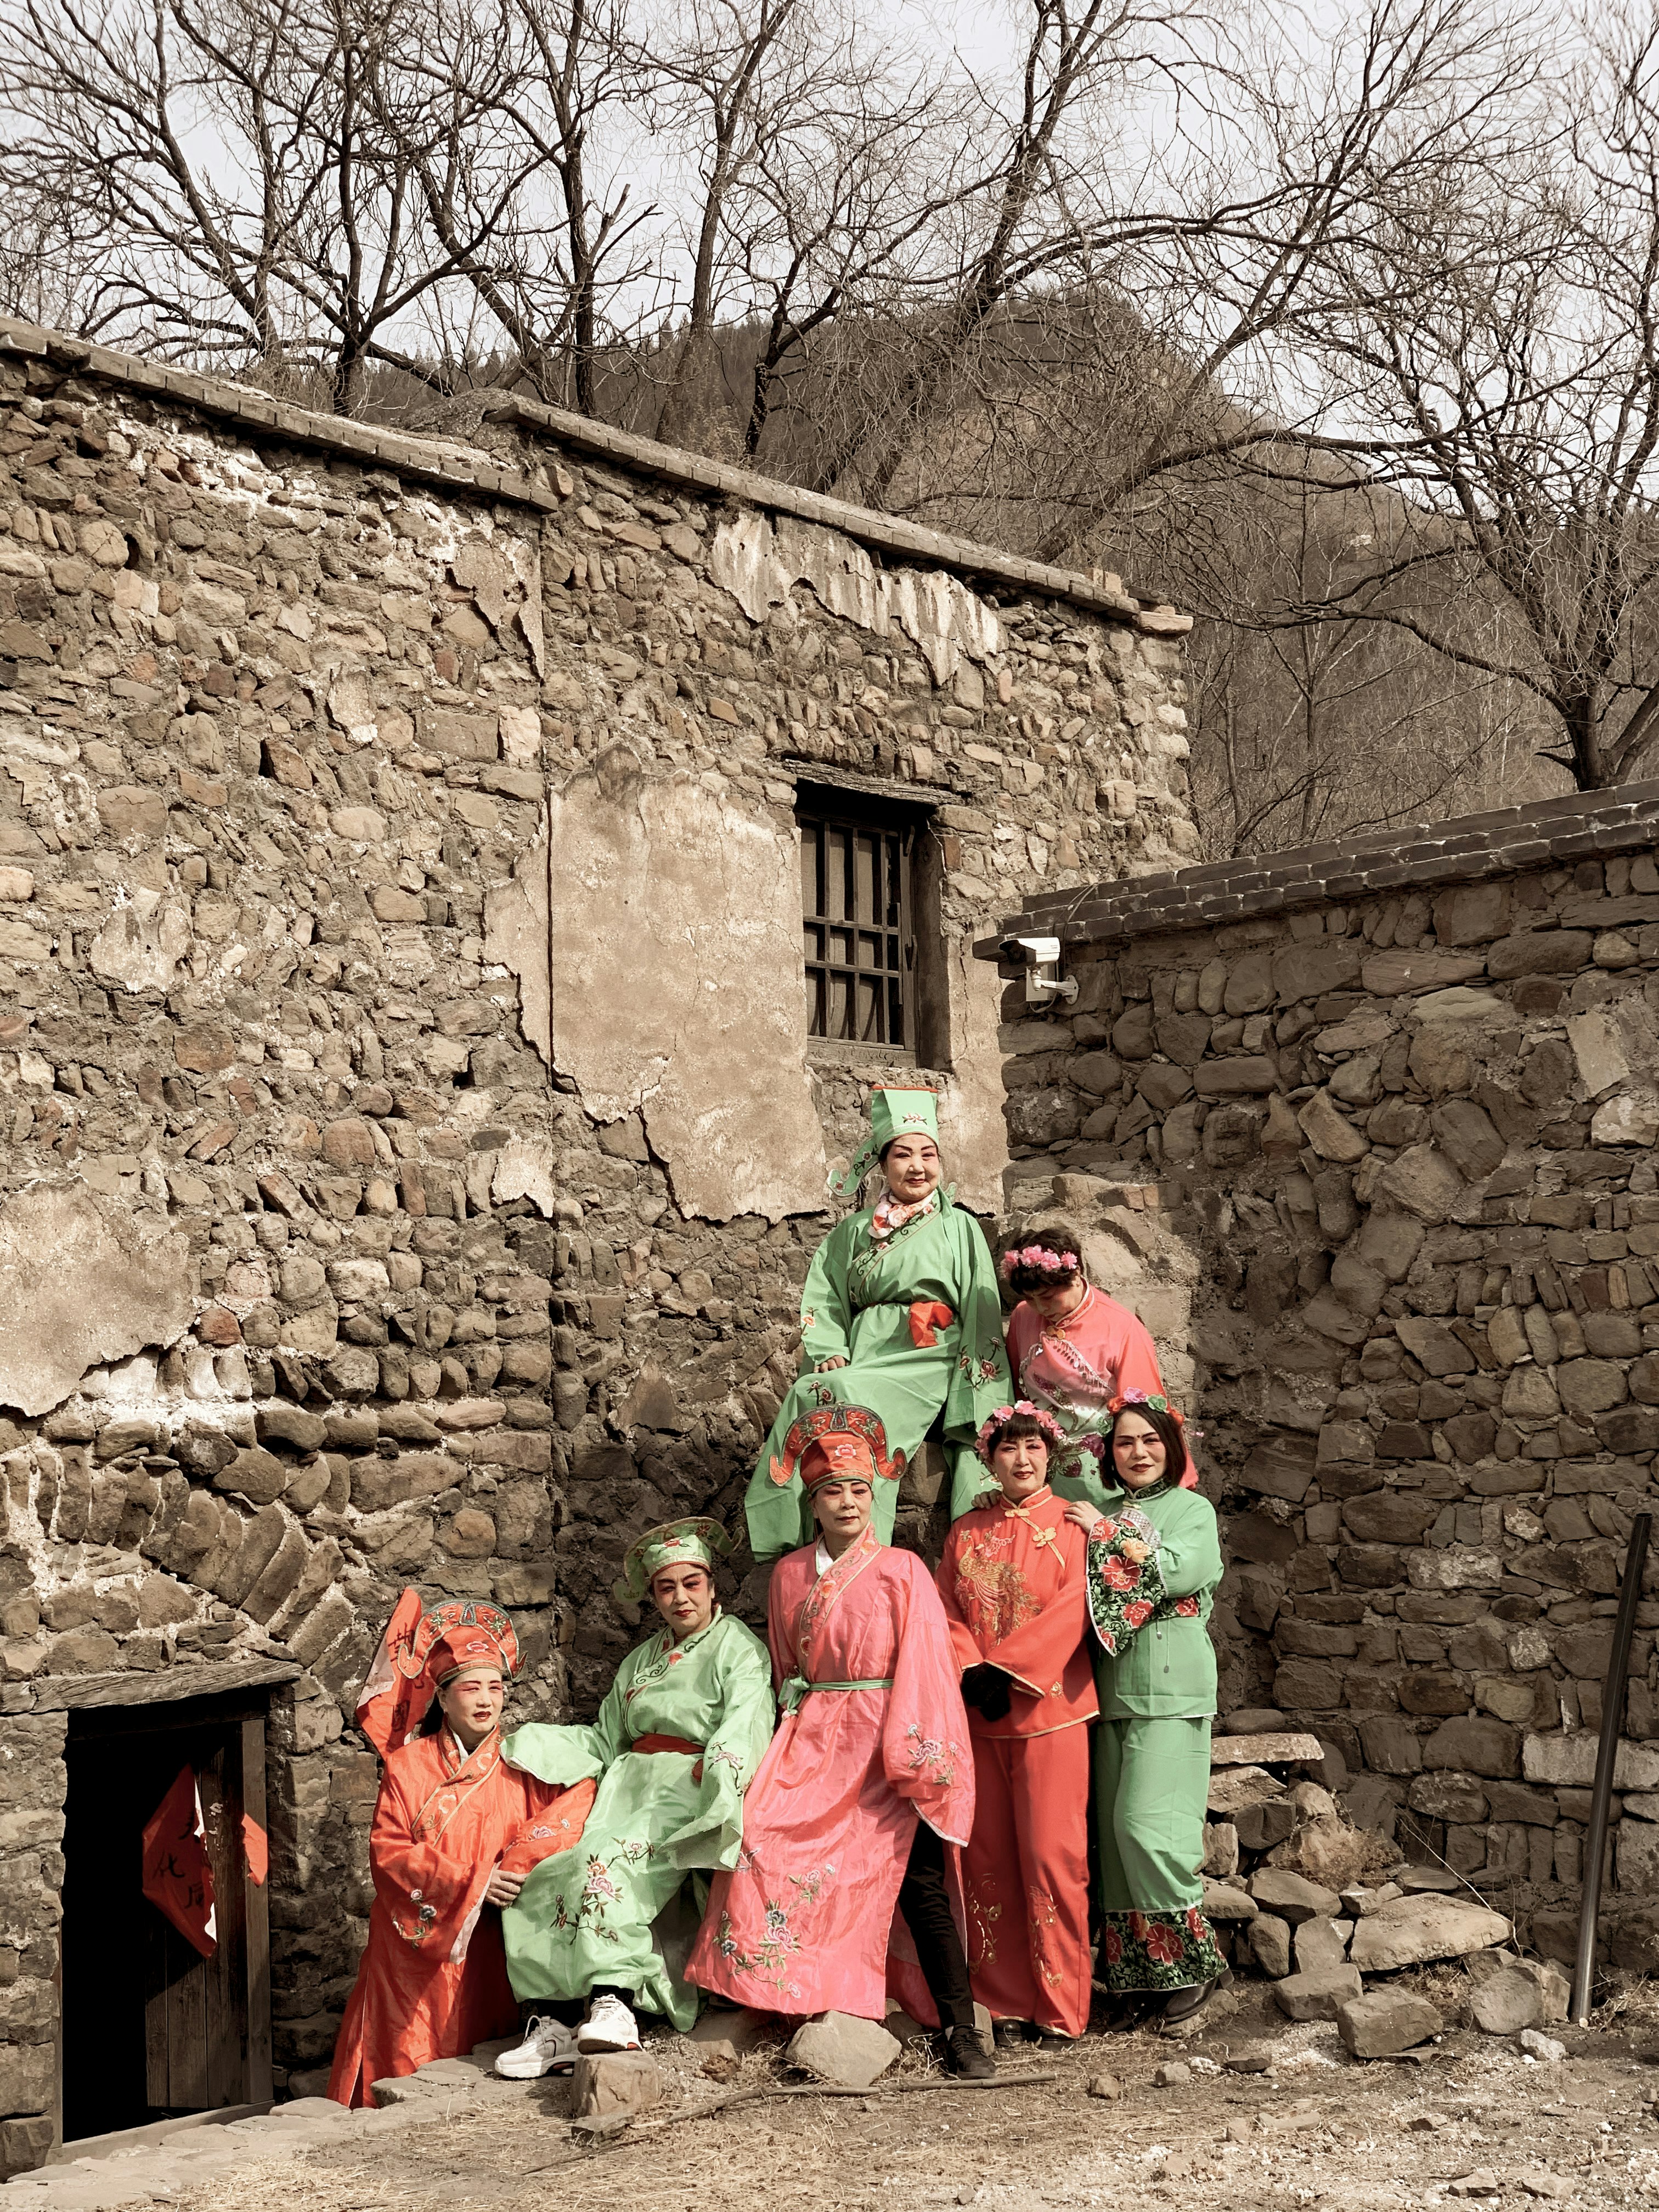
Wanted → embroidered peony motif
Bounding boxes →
[904,1721,957,1790]
[1097,1905,1223,1994]
[1084,1502,1193,1658]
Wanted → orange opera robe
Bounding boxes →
[328,1729,596,2107]
[938,1485,1097,2038]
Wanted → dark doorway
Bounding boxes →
[60,1693,272,2144]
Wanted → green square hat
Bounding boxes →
[612,1516,734,1607]
[828,1085,940,1201]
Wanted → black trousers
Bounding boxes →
[898,1819,975,2031]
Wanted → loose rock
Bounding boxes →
[1336,1990,1444,2058]
[1086,2072,1124,2101]
[1249,1870,1344,1924]
[1347,1895,1510,1973]
[1520,2029,1567,2064]
[785,2012,901,2089]
[1470,1966,1544,2037]
[1154,2060,1191,2087]
[1273,1964,1363,2022]
[572,2053,665,2118]
[1294,1917,1351,1972]
[1249,1911,1294,1979]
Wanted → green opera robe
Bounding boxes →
[499,1610,775,2029]
[744,1190,1012,1561]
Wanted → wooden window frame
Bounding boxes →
[795,786,925,1056]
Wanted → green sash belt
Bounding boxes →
[779,1675,895,1714]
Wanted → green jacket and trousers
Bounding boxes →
[1084,1475,1226,1995]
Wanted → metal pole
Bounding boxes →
[1571,1509,1651,2027]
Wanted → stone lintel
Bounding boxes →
[30,1657,302,1712]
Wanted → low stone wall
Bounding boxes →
[983,785,1659,1956]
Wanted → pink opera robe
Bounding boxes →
[688,1523,974,2022]
[1006,1286,1198,1494]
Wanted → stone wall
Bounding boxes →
[983,784,1659,1965]
[0,315,1193,2166]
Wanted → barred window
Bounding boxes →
[797,794,917,1048]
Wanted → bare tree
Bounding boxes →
[394,0,659,414]
[1233,2,1659,789]
[0,0,577,409]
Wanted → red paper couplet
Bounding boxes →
[140,1764,217,1957]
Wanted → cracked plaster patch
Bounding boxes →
[0,1186,193,1415]
[710,512,1000,684]
[541,753,827,1220]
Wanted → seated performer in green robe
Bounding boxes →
[493,1519,775,2066]
[745,1085,1012,1561]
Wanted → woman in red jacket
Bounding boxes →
[937,1403,1097,2046]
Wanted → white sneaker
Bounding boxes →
[576,1994,641,2052]
[494,2015,575,2078]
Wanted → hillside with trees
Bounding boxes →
[4,0,1657,852]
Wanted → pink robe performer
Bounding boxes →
[689,1517,974,2021]
[1006,1285,1185,1497]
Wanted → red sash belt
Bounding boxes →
[632,1732,705,1779]
[909,1300,955,1348]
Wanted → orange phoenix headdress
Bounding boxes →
[769,1403,906,1492]
[355,1592,520,1756]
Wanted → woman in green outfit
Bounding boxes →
[744,1086,1011,1560]
[493,1519,775,2065]
[1062,1394,1226,2028]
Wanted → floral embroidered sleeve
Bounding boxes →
[882,1555,975,1846]
[659,1625,779,1871]
[1084,1505,1171,1659]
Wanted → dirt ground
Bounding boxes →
[183,1985,1659,2212]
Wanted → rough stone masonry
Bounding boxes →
[0,316,1195,2169]
[984,784,1659,1987]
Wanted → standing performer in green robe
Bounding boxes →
[1061,1393,1227,2029]
[745,1086,1011,1560]
[493,1519,775,2065]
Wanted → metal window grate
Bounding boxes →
[798,804,914,1045]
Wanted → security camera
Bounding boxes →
[1003,933,1077,1009]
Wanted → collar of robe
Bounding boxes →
[1101,1474,1179,1508]
[994,1483,1054,1514]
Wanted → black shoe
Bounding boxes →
[944,2025,995,2079]
[1105,1994,1150,2032]
[992,2020,1029,2050]
[1159,1976,1221,2028]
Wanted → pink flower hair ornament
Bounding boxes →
[974,1400,1066,1464]
[1106,1390,1184,1429]
[997,1244,1081,1282]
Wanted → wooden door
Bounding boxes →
[61,1696,272,2142]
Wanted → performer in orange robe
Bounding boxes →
[328,1597,597,2107]
[938,1403,1097,2042]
